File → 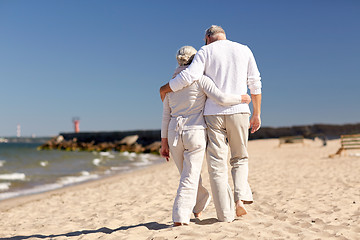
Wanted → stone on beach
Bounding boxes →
[119,135,139,145]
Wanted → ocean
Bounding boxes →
[0,142,163,201]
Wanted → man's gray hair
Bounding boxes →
[205,25,226,37]
[176,46,197,66]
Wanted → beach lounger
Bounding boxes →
[329,134,360,158]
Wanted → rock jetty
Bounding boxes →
[38,130,161,154]
[37,123,360,153]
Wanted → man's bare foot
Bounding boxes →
[194,194,211,218]
[194,211,201,218]
[236,200,248,216]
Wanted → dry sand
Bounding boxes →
[0,139,359,240]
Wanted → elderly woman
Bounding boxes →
[160,46,251,226]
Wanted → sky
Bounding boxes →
[0,0,359,137]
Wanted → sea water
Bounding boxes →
[0,143,163,200]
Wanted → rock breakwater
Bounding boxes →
[37,123,360,153]
[38,130,161,153]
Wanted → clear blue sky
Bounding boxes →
[1,0,359,137]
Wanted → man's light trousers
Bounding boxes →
[205,113,253,222]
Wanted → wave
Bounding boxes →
[120,151,137,158]
[0,182,11,191]
[57,172,98,186]
[0,173,26,181]
[131,161,151,167]
[40,161,49,167]
[129,153,162,167]
[144,154,162,161]
[120,151,130,156]
[0,172,99,201]
[99,152,115,158]
[99,152,111,156]
[93,158,101,166]
[131,155,152,167]
[0,183,62,200]
[110,166,131,171]
[81,171,90,176]
[0,149,163,201]
[0,160,6,167]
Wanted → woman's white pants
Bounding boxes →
[168,129,210,224]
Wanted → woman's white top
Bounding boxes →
[161,65,245,146]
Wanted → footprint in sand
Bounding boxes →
[294,212,310,218]
[285,226,302,234]
[323,224,347,232]
[263,222,273,228]
[311,218,326,225]
[273,214,288,221]
[270,230,283,237]
[309,227,321,233]
[299,222,312,228]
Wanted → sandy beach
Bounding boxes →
[0,138,359,240]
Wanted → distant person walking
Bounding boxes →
[160,25,262,222]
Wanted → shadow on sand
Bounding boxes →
[191,217,219,225]
[0,221,171,240]
[2,217,222,239]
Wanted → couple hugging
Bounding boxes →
[160,25,262,226]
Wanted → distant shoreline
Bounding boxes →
[1,137,51,144]
[59,122,360,141]
[3,122,360,146]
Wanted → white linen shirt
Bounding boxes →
[169,40,262,116]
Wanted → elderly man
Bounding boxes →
[160,25,262,222]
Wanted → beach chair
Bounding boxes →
[329,134,360,158]
[278,135,304,147]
